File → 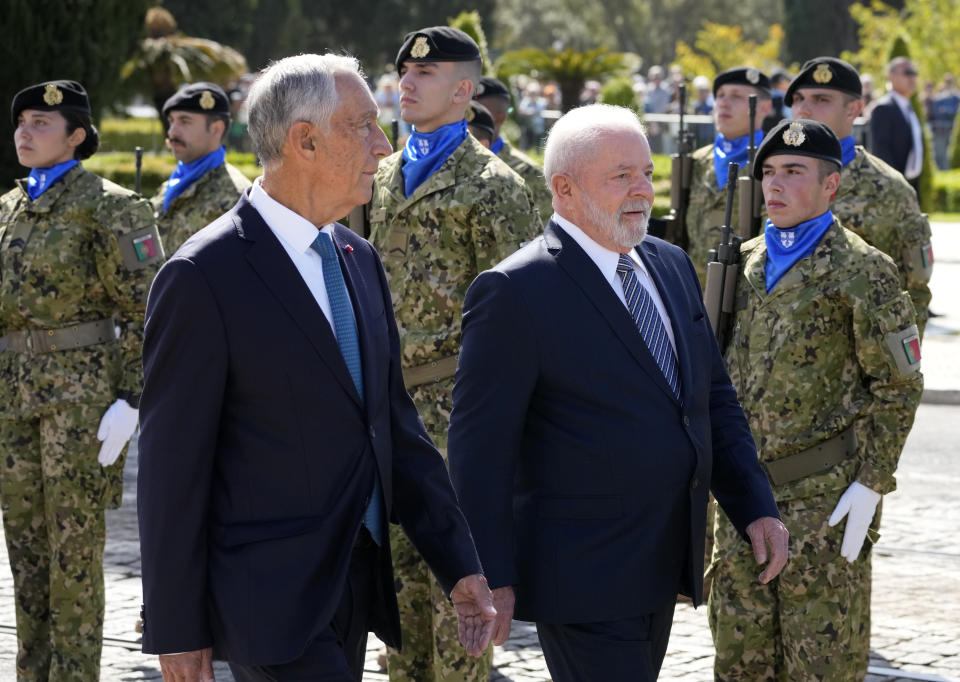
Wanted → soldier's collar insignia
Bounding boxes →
[43,84,64,106]
[465,106,475,122]
[411,36,431,59]
[199,90,216,110]
[746,68,760,85]
[813,63,833,84]
[783,121,806,147]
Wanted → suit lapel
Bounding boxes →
[548,222,678,403]
[237,197,362,407]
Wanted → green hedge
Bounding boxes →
[83,152,260,197]
[98,118,166,154]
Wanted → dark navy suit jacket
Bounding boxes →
[138,192,481,664]
[870,93,913,176]
[449,221,778,624]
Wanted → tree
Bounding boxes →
[449,11,493,75]
[121,8,248,125]
[782,0,859,64]
[497,47,635,112]
[0,0,150,189]
[673,22,786,82]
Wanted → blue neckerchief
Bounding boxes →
[163,146,226,213]
[401,120,467,197]
[490,136,505,155]
[840,136,856,167]
[713,129,764,190]
[27,160,78,200]
[764,210,835,293]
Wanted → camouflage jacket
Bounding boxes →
[497,140,553,220]
[151,161,250,254]
[369,135,539,369]
[833,147,933,336]
[0,165,164,416]
[685,144,766,289]
[724,223,922,503]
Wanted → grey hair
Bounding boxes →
[543,104,647,193]
[887,56,912,77]
[247,53,363,165]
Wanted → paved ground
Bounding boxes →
[0,223,957,680]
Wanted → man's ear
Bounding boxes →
[551,173,574,201]
[288,121,318,161]
[452,78,475,105]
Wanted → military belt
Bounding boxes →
[0,318,116,355]
[763,428,858,487]
[403,355,458,390]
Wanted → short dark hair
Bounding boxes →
[61,109,99,160]
[205,112,230,142]
[468,123,493,144]
[817,158,841,181]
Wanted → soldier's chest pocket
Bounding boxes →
[772,293,847,357]
[23,219,92,280]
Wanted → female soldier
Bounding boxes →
[0,80,163,680]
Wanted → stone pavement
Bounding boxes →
[0,224,957,680]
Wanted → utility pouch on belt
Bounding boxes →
[0,318,115,355]
[763,428,858,486]
[403,355,458,390]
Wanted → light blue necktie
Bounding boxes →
[616,254,682,402]
[310,231,384,545]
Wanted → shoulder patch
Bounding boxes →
[903,240,934,282]
[119,225,163,270]
[885,324,922,375]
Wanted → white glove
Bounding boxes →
[96,399,139,466]
[827,481,882,563]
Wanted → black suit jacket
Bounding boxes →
[870,93,913,175]
[448,221,778,624]
[138,192,481,664]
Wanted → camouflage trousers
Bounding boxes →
[708,492,874,682]
[0,403,122,681]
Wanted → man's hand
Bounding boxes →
[490,586,515,645]
[450,573,497,656]
[745,516,789,584]
[158,648,214,682]
[828,481,882,563]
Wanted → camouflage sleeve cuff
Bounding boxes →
[856,461,896,496]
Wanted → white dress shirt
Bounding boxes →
[553,213,677,354]
[249,177,354,339]
[891,90,924,179]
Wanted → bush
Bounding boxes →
[597,77,641,114]
[83,151,259,197]
[98,118,167,154]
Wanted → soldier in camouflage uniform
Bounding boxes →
[475,76,554,220]
[686,67,772,287]
[709,120,922,681]
[371,27,539,682]
[151,82,250,254]
[786,57,933,335]
[1,81,163,681]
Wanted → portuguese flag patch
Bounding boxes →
[902,333,921,365]
[133,234,158,261]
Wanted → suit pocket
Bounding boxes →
[537,495,623,520]
[212,514,327,548]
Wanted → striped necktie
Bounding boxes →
[310,231,384,545]
[616,254,682,401]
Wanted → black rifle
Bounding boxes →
[347,120,400,238]
[703,161,742,352]
[736,95,762,240]
[134,146,144,195]
[648,83,693,247]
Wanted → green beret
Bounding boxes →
[395,26,481,71]
[162,82,230,119]
[753,118,842,180]
[467,100,496,138]
[475,77,510,100]
[713,67,771,97]
[11,80,90,124]
[784,57,862,107]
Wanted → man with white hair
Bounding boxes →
[137,53,495,682]
[448,104,787,681]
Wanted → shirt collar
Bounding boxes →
[890,90,913,115]
[552,212,646,282]
[249,176,332,251]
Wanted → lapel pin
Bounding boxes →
[343,244,354,253]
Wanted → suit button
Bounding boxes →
[369,426,376,440]
[682,415,690,427]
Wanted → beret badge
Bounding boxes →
[411,36,430,59]
[199,90,216,110]
[783,121,806,147]
[746,68,760,85]
[813,63,834,84]
[43,84,63,106]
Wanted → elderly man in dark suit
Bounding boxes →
[448,103,788,682]
[870,57,924,192]
[137,53,495,682]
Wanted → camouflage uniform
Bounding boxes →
[833,147,933,336]
[709,222,922,681]
[151,161,250,254]
[0,165,163,681]
[496,140,553,222]
[370,134,538,681]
